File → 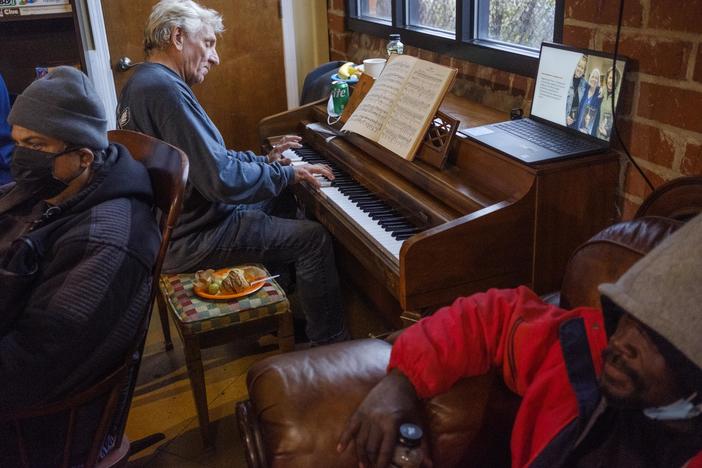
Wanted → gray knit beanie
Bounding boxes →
[8,66,108,150]
[599,212,702,372]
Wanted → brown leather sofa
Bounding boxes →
[236,177,702,468]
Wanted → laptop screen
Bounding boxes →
[531,43,626,142]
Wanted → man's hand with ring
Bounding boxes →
[268,135,302,165]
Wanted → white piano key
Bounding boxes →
[282,149,302,161]
[314,174,333,187]
[319,187,403,260]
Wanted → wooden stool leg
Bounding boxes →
[155,292,174,351]
[277,313,294,352]
[183,335,212,448]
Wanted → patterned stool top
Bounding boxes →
[159,264,289,334]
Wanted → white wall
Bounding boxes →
[73,0,118,129]
[282,0,330,108]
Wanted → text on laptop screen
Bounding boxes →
[531,44,626,142]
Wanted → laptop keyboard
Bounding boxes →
[495,119,599,154]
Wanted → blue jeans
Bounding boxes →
[191,193,347,345]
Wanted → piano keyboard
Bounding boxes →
[284,145,421,260]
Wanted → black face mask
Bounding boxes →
[10,146,83,200]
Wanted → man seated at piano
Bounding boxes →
[337,213,702,468]
[117,0,349,345]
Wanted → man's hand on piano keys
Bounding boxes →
[268,135,302,165]
[293,163,335,190]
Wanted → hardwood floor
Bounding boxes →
[125,275,391,467]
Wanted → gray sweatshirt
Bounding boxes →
[118,63,295,271]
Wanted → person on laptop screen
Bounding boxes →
[464,43,627,164]
[596,67,622,140]
[575,68,603,136]
[566,55,588,128]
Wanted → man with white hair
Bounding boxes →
[118,0,348,345]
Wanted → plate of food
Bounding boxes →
[193,265,266,300]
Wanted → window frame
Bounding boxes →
[345,0,565,77]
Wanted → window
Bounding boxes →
[476,0,556,49]
[346,0,564,76]
[360,0,391,20]
[408,0,456,33]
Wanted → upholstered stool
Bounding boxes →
[157,264,294,448]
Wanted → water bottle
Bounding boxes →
[386,33,405,56]
[391,423,423,467]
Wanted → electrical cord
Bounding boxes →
[611,0,655,192]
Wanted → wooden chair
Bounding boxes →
[126,138,295,449]
[108,129,190,351]
[0,130,189,467]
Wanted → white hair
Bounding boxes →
[144,0,224,54]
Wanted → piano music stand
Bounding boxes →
[415,110,459,169]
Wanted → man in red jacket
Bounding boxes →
[338,213,702,468]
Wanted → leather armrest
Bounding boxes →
[246,339,390,467]
[244,339,520,467]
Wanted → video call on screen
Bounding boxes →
[532,45,626,142]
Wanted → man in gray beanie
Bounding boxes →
[337,213,702,467]
[0,66,160,465]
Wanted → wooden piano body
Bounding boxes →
[259,95,619,325]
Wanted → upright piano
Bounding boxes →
[258,95,619,326]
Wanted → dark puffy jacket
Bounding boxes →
[0,144,160,464]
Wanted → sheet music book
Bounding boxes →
[341,55,457,161]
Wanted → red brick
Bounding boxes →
[327,12,345,34]
[491,70,511,92]
[563,25,593,49]
[418,48,438,63]
[695,48,702,84]
[457,60,480,81]
[566,0,643,27]
[649,0,702,34]
[620,197,640,221]
[330,32,348,52]
[511,75,531,97]
[622,165,665,200]
[681,142,702,175]
[616,120,676,169]
[602,35,692,80]
[330,0,346,13]
[330,51,348,62]
[404,45,421,58]
[615,78,635,118]
[439,54,452,67]
[637,82,702,133]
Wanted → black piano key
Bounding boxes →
[293,143,424,243]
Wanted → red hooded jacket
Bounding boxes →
[388,286,702,468]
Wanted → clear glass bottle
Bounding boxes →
[386,33,405,56]
[391,423,423,468]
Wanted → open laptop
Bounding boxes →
[464,42,627,164]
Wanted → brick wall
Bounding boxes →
[327,0,702,219]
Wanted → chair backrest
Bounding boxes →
[559,216,682,310]
[108,129,189,294]
[105,129,189,445]
[300,60,345,105]
[635,175,702,221]
[0,131,189,468]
